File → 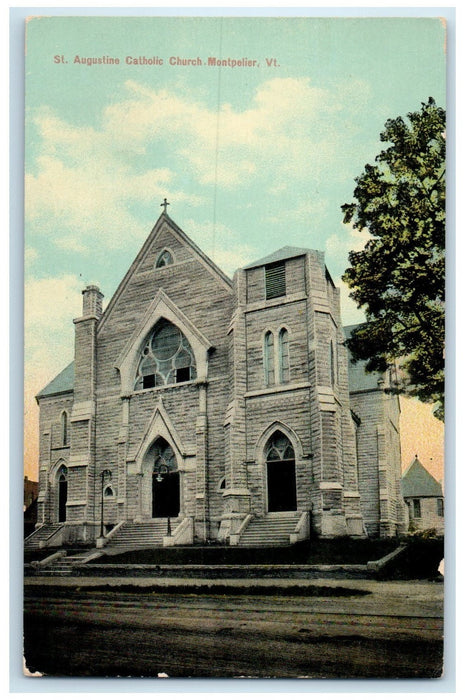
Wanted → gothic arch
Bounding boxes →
[52,462,68,523]
[255,421,303,463]
[60,410,69,446]
[155,248,175,268]
[116,289,213,394]
[50,458,68,482]
[128,400,186,475]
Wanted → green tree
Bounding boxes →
[342,98,445,420]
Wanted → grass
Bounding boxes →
[96,537,398,566]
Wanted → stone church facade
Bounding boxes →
[32,212,407,548]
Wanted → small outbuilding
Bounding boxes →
[402,457,444,534]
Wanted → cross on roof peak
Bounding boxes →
[160,198,170,214]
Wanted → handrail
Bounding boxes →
[44,524,65,541]
[102,521,126,542]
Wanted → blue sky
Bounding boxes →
[23,15,446,476]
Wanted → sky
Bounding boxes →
[23,15,446,482]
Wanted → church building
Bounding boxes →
[30,210,407,550]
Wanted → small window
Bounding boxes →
[264,331,275,386]
[279,328,290,383]
[413,499,421,518]
[437,498,444,517]
[218,477,226,491]
[155,250,173,268]
[104,485,114,498]
[143,374,156,389]
[265,262,286,300]
[176,366,191,383]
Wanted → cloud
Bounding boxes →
[26,76,370,253]
[24,274,85,478]
[25,274,83,380]
[182,218,258,276]
[337,277,366,327]
[25,105,202,251]
[326,222,371,257]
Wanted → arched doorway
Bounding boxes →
[57,466,68,522]
[151,438,180,518]
[266,431,297,512]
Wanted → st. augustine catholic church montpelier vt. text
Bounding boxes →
[29,206,408,550]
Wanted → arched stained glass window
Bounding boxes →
[134,319,197,390]
[265,431,297,512]
[278,328,290,383]
[155,250,174,268]
[57,465,68,523]
[264,331,274,386]
[266,431,295,461]
[153,438,177,475]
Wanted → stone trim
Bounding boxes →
[245,381,311,399]
[244,292,307,314]
[68,454,89,467]
[70,401,94,422]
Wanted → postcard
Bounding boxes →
[23,14,446,680]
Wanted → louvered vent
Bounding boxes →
[265,261,286,299]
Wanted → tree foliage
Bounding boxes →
[342,98,445,419]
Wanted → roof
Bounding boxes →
[402,457,443,498]
[344,325,383,392]
[36,361,74,399]
[243,246,313,270]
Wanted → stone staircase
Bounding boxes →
[38,550,97,576]
[106,520,179,550]
[24,523,65,551]
[238,512,301,547]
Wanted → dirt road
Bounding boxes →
[23,578,443,679]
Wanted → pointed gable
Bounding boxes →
[98,212,231,335]
[402,457,443,498]
[94,212,234,393]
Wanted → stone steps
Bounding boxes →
[239,513,301,547]
[36,550,99,576]
[107,520,178,549]
[24,524,64,551]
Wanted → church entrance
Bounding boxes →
[265,431,297,512]
[150,437,180,518]
[152,472,180,517]
[58,466,68,522]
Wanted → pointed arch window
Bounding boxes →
[57,465,68,523]
[153,438,177,477]
[134,319,197,390]
[266,431,295,462]
[278,328,290,383]
[60,411,69,446]
[265,431,297,512]
[155,250,174,268]
[264,331,275,386]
